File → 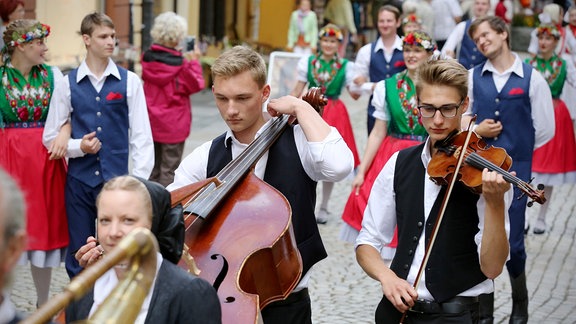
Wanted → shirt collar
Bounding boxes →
[76,58,121,83]
[481,53,524,77]
[373,35,404,53]
[223,119,272,148]
[420,137,433,168]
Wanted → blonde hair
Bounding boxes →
[415,59,469,101]
[96,176,153,222]
[150,12,188,46]
[211,45,267,88]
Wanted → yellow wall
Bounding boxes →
[35,0,100,70]
[258,0,293,49]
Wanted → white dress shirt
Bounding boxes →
[356,139,512,301]
[465,53,555,149]
[350,35,404,95]
[43,58,154,179]
[431,0,463,41]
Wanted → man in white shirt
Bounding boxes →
[167,45,353,324]
[430,0,463,50]
[465,16,555,324]
[43,12,154,279]
[356,59,512,324]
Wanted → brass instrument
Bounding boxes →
[21,228,159,324]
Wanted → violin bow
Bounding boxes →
[398,117,478,323]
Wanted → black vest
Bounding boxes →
[206,127,327,276]
[376,144,487,322]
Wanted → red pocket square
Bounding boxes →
[508,88,524,95]
[106,92,123,101]
[394,61,406,68]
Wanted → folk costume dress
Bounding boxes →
[526,55,576,185]
[298,54,360,167]
[341,71,427,253]
[0,62,68,266]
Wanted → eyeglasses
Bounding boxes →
[417,99,464,118]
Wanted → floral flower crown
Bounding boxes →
[537,24,561,39]
[318,24,343,42]
[402,14,421,26]
[8,22,51,47]
[403,31,436,51]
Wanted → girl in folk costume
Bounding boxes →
[340,31,434,255]
[525,24,576,234]
[0,20,69,306]
[291,23,360,224]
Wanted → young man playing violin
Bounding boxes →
[355,59,513,324]
[167,45,354,324]
[465,16,555,324]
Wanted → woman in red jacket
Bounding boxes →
[141,11,205,186]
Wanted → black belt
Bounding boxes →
[409,296,479,315]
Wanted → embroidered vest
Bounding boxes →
[67,67,129,187]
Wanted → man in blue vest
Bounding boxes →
[466,16,555,324]
[167,45,354,324]
[441,0,490,69]
[350,5,405,135]
[43,12,154,278]
[356,59,512,324]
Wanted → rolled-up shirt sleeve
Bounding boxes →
[295,126,354,182]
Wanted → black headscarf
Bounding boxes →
[135,177,185,264]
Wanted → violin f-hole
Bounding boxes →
[211,254,229,292]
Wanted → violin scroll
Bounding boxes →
[301,87,328,116]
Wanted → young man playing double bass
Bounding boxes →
[355,59,513,324]
[167,46,354,324]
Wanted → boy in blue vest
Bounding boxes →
[167,45,354,324]
[350,5,405,134]
[465,16,555,324]
[356,58,513,324]
[43,12,154,278]
[441,0,490,69]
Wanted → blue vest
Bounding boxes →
[472,63,534,181]
[206,127,327,276]
[67,67,130,187]
[368,40,405,110]
[459,20,487,69]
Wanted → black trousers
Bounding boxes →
[376,295,480,324]
[261,288,312,324]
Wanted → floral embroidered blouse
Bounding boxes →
[0,62,54,125]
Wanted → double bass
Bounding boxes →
[170,89,327,323]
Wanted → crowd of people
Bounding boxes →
[0,0,575,323]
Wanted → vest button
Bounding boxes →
[386,64,390,69]
[96,96,101,102]
[97,112,102,117]
[385,74,390,78]
[412,236,418,242]
[97,127,102,132]
[495,98,500,103]
[417,222,423,227]
[471,55,476,60]
[403,264,409,270]
[95,170,100,176]
[408,250,413,255]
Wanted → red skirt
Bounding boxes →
[341,136,424,247]
[0,127,68,251]
[322,98,360,167]
[532,99,576,174]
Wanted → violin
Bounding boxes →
[427,130,546,206]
